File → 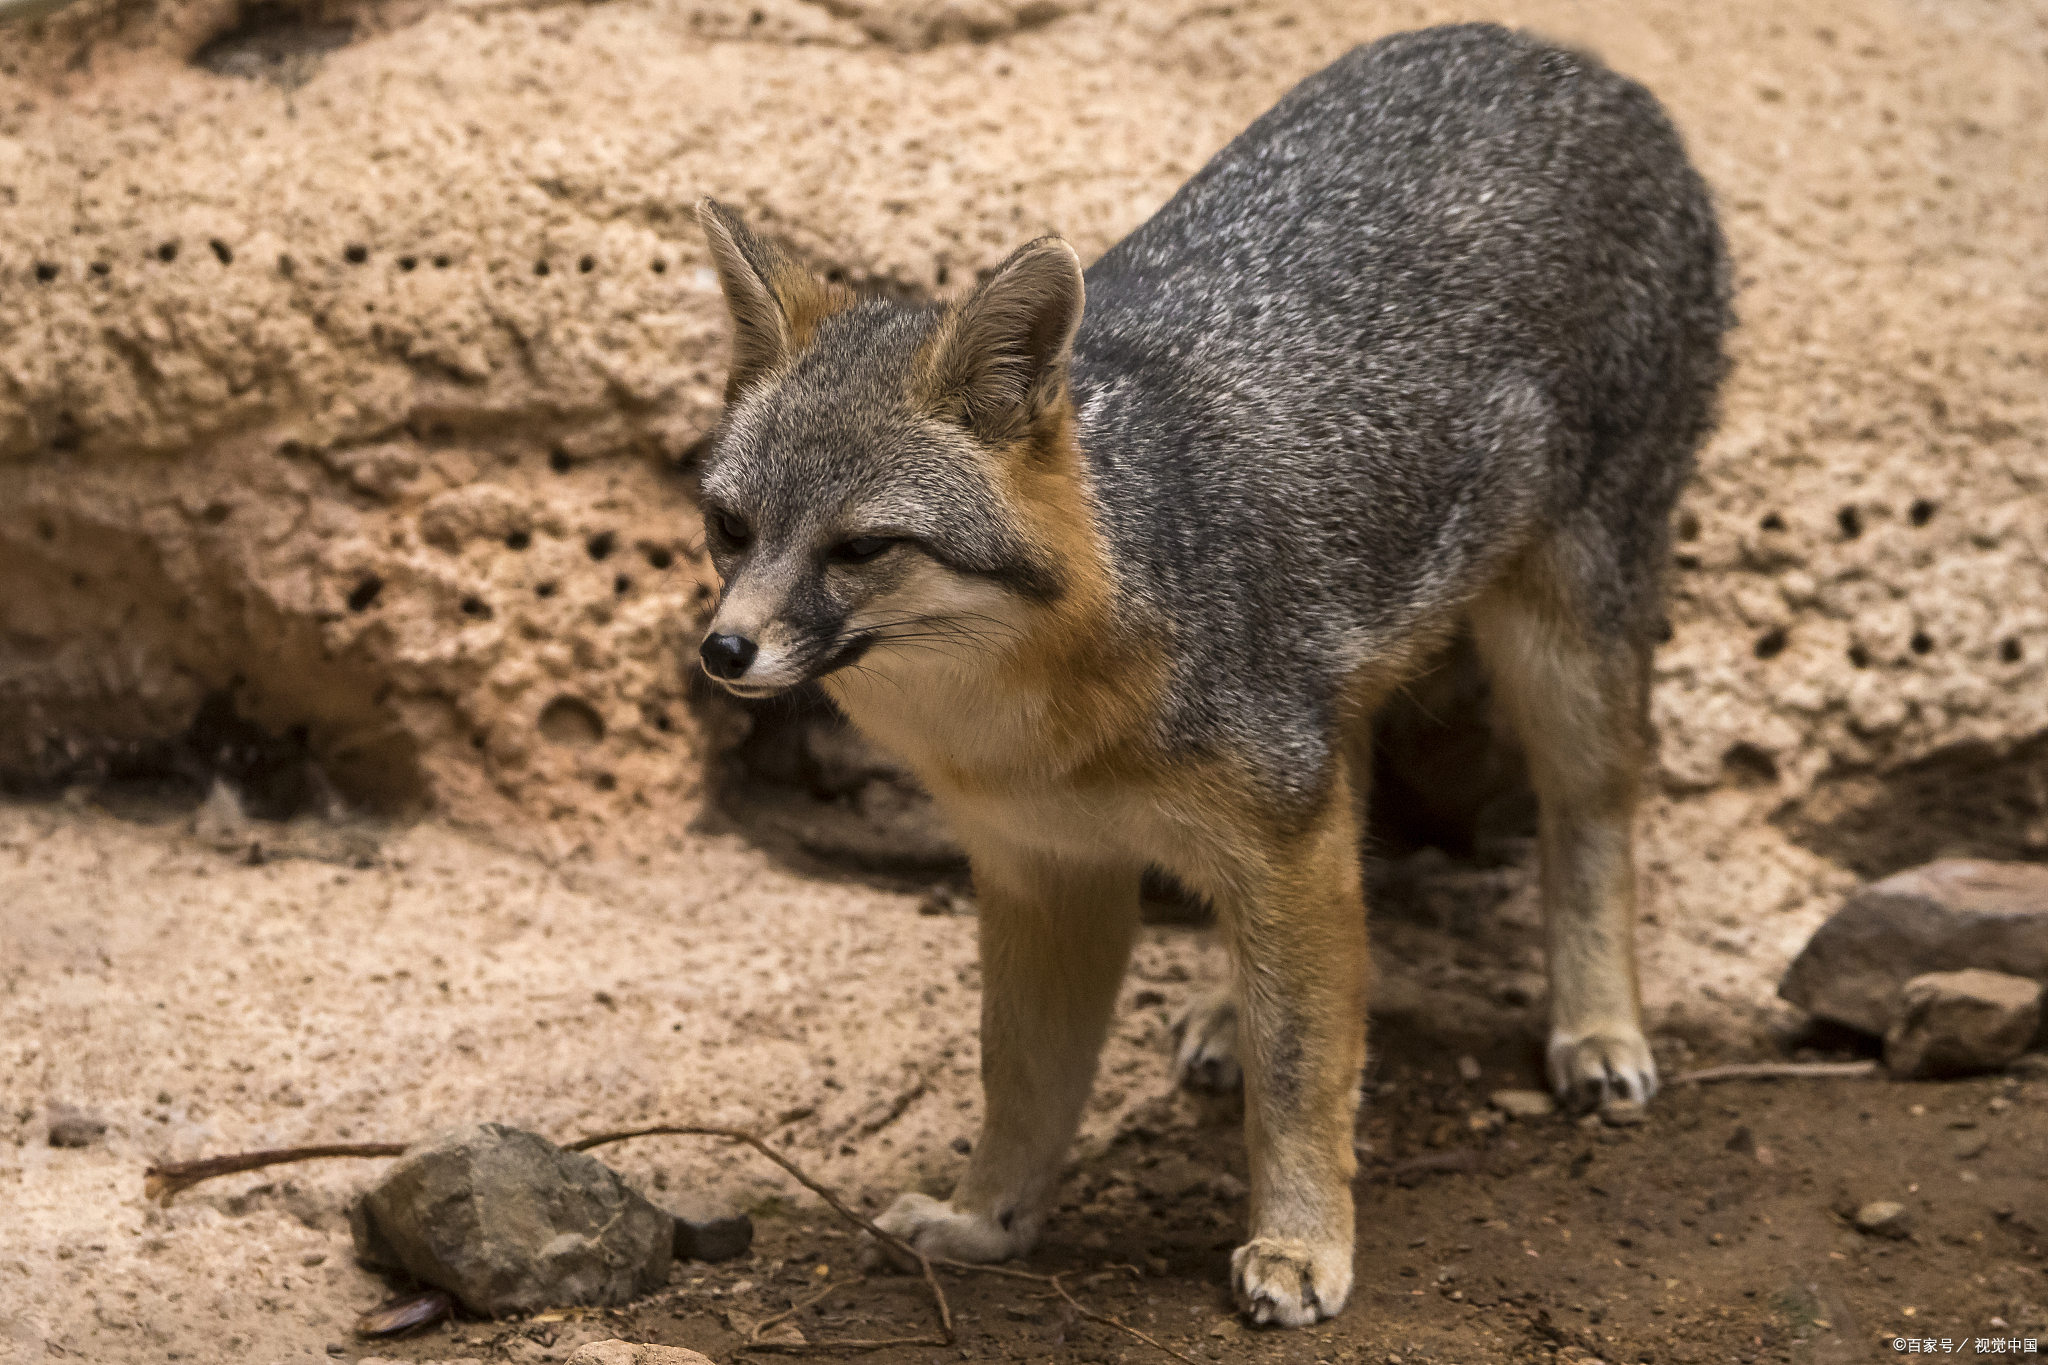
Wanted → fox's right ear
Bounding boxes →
[696,199,850,402]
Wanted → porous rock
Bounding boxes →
[355,1123,673,1316]
[1884,969,2044,1079]
[1779,860,2048,1036]
[566,1343,716,1365]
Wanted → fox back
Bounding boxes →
[694,22,1729,810]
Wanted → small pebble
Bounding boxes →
[1854,1200,1913,1239]
[1601,1100,1648,1127]
[1491,1089,1556,1119]
[1457,1055,1482,1082]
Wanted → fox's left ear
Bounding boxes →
[924,236,1085,438]
[697,198,852,402]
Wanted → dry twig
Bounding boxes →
[143,1143,407,1203]
[143,1122,1201,1362]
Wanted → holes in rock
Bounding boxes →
[534,260,551,277]
[1656,617,1674,644]
[157,242,179,262]
[1758,512,1785,532]
[534,581,557,599]
[1674,552,1700,571]
[651,259,667,274]
[210,239,234,265]
[1775,732,2048,878]
[548,449,573,474]
[90,262,110,277]
[459,595,493,620]
[202,502,233,525]
[645,546,674,570]
[193,1,354,79]
[1909,498,1937,527]
[1675,510,1700,541]
[432,255,451,269]
[1848,643,1871,669]
[578,255,595,274]
[505,530,531,551]
[0,690,419,825]
[1722,742,1779,787]
[586,531,616,561]
[1910,631,1933,655]
[398,256,418,272]
[344,244,368,264]
[592,772,617,792]
[34,262,58,283]
[2002,638,2024,663]
[1836,505,1862,539]
[613,574,632,595]
[346,575,383,612]
[1754,628,1788,660]
[538,696,604,749]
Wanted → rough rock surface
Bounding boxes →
[1884,968,2044,1079]
[1780,859,2048,1035]
[566,1344,716,1365]
[1,0,2043,866]
[356,1123,673,1315]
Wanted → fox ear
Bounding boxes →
[696,198,850,401]
[924,236,1085,438]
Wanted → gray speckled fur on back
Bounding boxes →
[700,23,1730,807]
[1071,24,1729,794]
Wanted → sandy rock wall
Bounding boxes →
[0,0,2043,855]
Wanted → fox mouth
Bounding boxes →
[699,633,876,699]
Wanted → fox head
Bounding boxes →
[690,199,1090,700]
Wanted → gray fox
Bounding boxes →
[689,23,1730,1327]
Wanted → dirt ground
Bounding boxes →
[4,793,2045,1365]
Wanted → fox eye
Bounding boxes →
[708,509,750,547]
[829,536,893,564]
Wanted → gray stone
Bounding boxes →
[1853,1200,1912,1238]
[1779,860,2048,1036]
[1885,969,2044,1079]
[1490,1089,1556,1119]
[45,1101,107,1148]
[355,1123,672,1316]
[672,1212,752,1263]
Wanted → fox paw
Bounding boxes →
[1548,1026,1659,1110]
[864,1192,1034,1268]
[1171,992,1242,1093]
[1231,1235,1352,1326]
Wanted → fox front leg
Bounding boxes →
[874,840,1140,1262]
[1222,790,1370,1326]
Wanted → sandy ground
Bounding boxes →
[3,795,2044,1365]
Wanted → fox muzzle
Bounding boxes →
[699,632,759,680]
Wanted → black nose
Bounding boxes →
[699,633,759,680]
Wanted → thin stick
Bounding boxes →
[1670,1061,1879,1085]
[143,1143,408,1203]
[748,1274,865,1342]
[570,1125,951,1351]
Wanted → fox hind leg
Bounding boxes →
[1469,554,1658,1109]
